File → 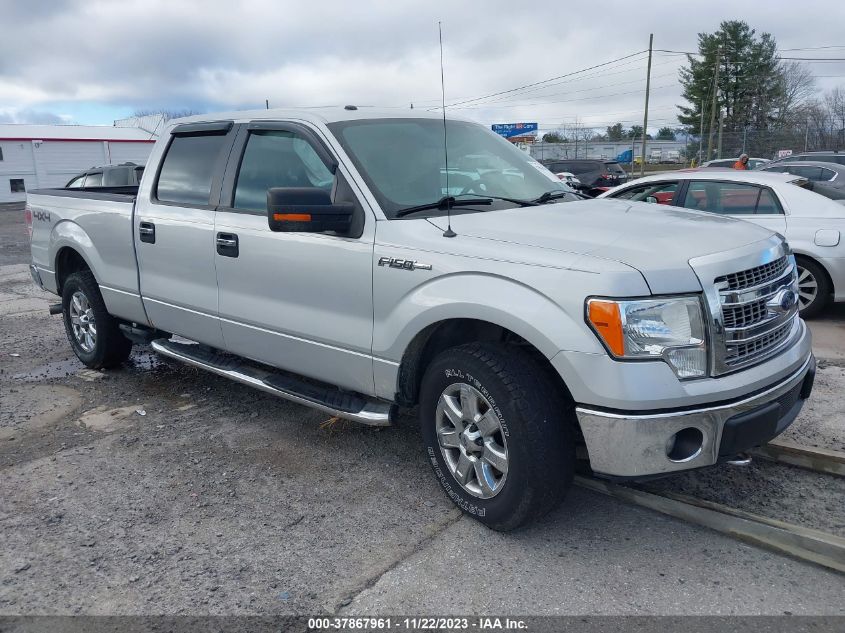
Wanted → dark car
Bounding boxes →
[765,151,845,168]
[65,162,145,189]
[539,159,628,190]
[757,161,845,201]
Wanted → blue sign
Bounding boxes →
[492,122,538,138]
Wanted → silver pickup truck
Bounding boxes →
[26,108,815,530]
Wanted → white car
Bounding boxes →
[554,171,581,186]
[598,169,845,317]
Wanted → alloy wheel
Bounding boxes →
[69,291,97,353]
[435,383,509,499]
[796,265,818,311]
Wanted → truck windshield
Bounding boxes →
[327,118,576,219]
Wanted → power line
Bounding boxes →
[432,50,648,109]
[655,48,845,61]
[450,84,679,110]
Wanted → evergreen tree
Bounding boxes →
[677,21,783,143]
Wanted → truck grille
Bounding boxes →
[725,320,794,365]
[716,257,788,292]
[714,255,798,372]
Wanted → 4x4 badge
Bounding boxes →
[378,256,432,271]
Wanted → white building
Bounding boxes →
[0,124,156,203]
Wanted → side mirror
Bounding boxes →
[267,187,354,233]
[645,195,658,204]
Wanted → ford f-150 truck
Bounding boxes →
[26,108,815,531]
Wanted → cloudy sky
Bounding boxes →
[1,0,844,133]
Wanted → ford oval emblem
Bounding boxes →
[768,288,797,314]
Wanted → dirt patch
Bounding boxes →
[0,384,83,440]
[78,405,147,432]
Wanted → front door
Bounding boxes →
[134,122,235,348]
[213,122,376,395]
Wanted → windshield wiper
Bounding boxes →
[395,192,542,218]
[533,190,574,204]
[395,196,492,218]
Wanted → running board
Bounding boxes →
[150,339,392,426]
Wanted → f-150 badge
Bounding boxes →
[378,256,432,271]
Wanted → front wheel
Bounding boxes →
[419,343,574,531]
[62,271,133,368]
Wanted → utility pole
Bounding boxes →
[706,46,721,161]
[804,117,810,152]
[639,33,653,177]
[698,98,705,166]
[717,109,725,159]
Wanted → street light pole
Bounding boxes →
[639,33,653,177]
[706,46,721,162]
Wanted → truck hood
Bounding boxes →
[427,199,776,294]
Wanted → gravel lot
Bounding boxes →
[1,205,844,616]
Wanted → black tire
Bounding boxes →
[61,270,133,368]
[419,342,574,531]
[795,257,831,319]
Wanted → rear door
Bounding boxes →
[678,180,787,235]
[213,121,376,395]
[134,121,236,348]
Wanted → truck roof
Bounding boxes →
[167,106,459,130]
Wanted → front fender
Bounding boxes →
[371,271,606,400]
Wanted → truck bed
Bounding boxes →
[27,186,147,325]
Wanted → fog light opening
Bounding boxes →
[666,427,704,462]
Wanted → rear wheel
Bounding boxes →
[62,271,133,368]
[419,342,574,531]
[795,257,831,319]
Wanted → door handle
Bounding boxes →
[139,221,156,244]
[216,232,239,257]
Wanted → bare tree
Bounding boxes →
[132,108,204,121]
[772,62,816,127]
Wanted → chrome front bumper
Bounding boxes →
[576,353,815,478]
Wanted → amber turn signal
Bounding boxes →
[273,213,312,222]
[587,300,625,356]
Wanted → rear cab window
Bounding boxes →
[155,125,232,206]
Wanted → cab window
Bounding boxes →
[83,172,103,187]
[156,133,229,205]
[232,130,333,211]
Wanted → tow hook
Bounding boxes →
[726,452,752,466]
[48,303,62,316]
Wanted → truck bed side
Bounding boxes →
[27,188,149,325]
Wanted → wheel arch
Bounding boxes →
[394,317,575,411]
[793,251,835,295]
[54,245,94,295]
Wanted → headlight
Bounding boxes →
[586,296,708,379]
